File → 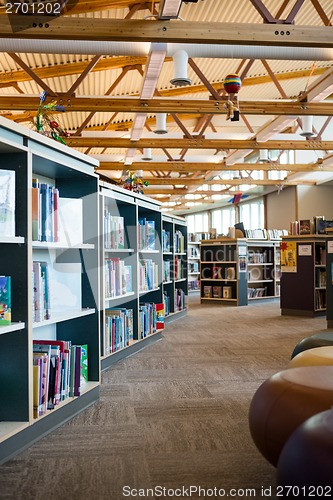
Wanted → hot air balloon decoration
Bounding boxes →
[223,74,242,122]
[35,91,69,144]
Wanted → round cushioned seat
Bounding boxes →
[248,366,333,467]
[277,409,333,490]
[288,346,333,369]
[291,331,333,359]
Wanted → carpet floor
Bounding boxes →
[0,296,327,499]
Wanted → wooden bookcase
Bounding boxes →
[280,235,327,317]
[200,238,280,306]
[162,214,188,322]
[0,117,99,464]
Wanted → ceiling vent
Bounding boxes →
[170,50,192,87]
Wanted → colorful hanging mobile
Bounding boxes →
[223,74,242,122]
[121,170,149,195]
[35,91,69,144]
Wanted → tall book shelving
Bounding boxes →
[200,238,280,306]
[0,117,99,465]
[99,184,188,370]
[188,233,201,293]
[280,235,327,317]
[162,214,188,322]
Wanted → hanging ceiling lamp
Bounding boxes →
[170,49,192,87]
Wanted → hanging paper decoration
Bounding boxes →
[120,171,149,195]
[35,92,69,144]
[228,193,249,204]
[223,74,242,95]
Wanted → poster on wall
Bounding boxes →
[280,241,297,273]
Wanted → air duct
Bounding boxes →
[154,113,168,134]
[170,49,192,87]
[0,40,332,61]
[300,116,315,137]
[142,148,152,161]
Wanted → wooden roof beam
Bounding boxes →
[0,17,331,48]
[67,137,333,150]
[97,161,332,172]
[1,95,333,115]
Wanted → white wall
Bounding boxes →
[265,186,296,230]
[297,185,333,220]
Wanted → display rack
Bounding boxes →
[0,117,99,465]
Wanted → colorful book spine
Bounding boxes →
[0,275,11,325]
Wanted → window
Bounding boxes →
[187,212,209,233]
[211,206,235,236]
[239,199,264,230]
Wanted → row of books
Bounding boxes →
[248,287,267,299]
[164,291,170,317]
[316,269,326,288]
[139,258,159,292]
[33,340,88,418]
[104,212,125,249]
[245,228,288,240]
[104,308,134,354]
[203,285,233,299]
[0,169,15,238]
[162,229,171,252]
[175,288,186,311]
[315,289,326,310]
[174,256,186,280]
[290,217,333,236]
[163,260,171,282]
[139,302,157,338]
[174,230,185,253]
[0,275,11,325]
[189,247,200,258]
[33,261,50,322]
[138,218,156,251]
[188,279,200,291]
[105,258,132,298]
[248,251,269,264]
[32,179,60,242]
[316,246,327,266]
[189,262,199,273]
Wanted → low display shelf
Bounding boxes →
[200,238,280,305]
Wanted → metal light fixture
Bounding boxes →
[300,115,315,137]
[259,149,269,162]
[159,0,182,19]
[154,113,168,134]
[142,148,152,161]
[170,49,192,87]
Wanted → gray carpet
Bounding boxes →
[0,296,327,499]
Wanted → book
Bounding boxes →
[212,286,222,298]
[223,286,232,299]
[156,303,165,329]
[203,285,212,298]
[80,344,88,388]
[0,275,11,325]
[299,219,311,235]
[0,169,15,238]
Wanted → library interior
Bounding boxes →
[1,0,333,497]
